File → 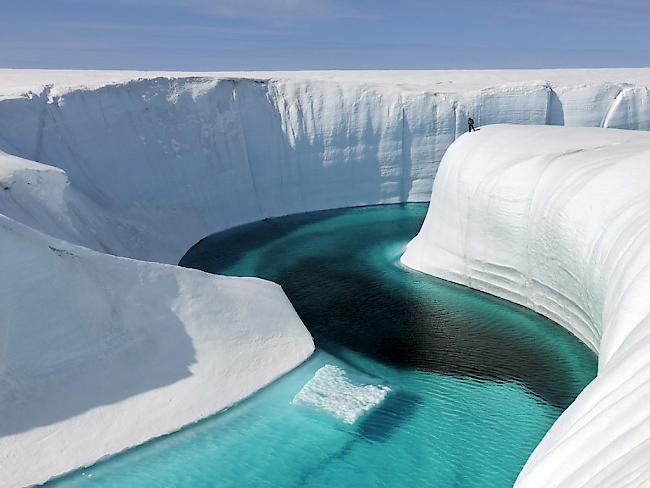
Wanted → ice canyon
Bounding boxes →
[2,68,650,486]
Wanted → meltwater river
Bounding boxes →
[51,204,596,487]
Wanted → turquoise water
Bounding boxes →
[51,204,597,487]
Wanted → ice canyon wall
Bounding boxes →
[2,69,650,263]
[403,125,650,487]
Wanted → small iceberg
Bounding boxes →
[292,364,391,424]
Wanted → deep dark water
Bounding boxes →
[181,203,596,410]
[51,203,597,488]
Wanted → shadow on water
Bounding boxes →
[356,391,422,442]
[296,389,422,487]
[274,256,582,409]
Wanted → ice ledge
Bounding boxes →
[4,69,650,486]
[0,215,315,487]
[402,124,650,487]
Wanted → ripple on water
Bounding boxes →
[50,204,597,488]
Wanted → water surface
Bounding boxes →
[51,204,596,487]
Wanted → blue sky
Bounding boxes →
[1,0,649,70]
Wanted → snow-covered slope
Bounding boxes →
[402,125,650,487]
[2,69,650,263]
[0,211,314,487]
[0,121,315,487]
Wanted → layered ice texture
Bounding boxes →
[403,125,650,487]
[2,69,650,486]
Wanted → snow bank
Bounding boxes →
[402,125,650,487]
[0,212,314,487]
[0,142,315,487]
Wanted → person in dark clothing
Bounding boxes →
[468,117,476,132]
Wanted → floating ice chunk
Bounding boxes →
[292,365,390,424]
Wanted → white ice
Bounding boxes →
[292,365,390,424]
[403,124,650,487]
[0,149,315,487]
[2,69,650,263]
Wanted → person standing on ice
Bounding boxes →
[468,117,476,132]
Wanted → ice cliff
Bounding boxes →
[2,69,650,263]
[403,125,650,487]
[3,69,650,486]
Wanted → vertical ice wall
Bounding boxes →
[2,74,650,263]
[0,76,321,486]
[402,125,650,487]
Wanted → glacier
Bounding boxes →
[3,68,650,486]
[2,68,650,263]
[0,138,315,487]
[0,212,314,487]
[402,125,650,487]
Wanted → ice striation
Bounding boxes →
[3,69,650,486]
[2,69,650,263]
[402,124,650,487]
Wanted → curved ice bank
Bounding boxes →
[402,125,650,487]
[0,225,315,487]
[0,151,314,487]
[3,68,650,263]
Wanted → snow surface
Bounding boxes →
[3,69,650,486]
[292,365,390,424]
[0,208,314,487]
[402,124,650,487]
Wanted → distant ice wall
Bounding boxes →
[2,74,650,263]
[402,125,650,487]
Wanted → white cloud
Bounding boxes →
[85,0,377,21]
[491,0,650,20]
